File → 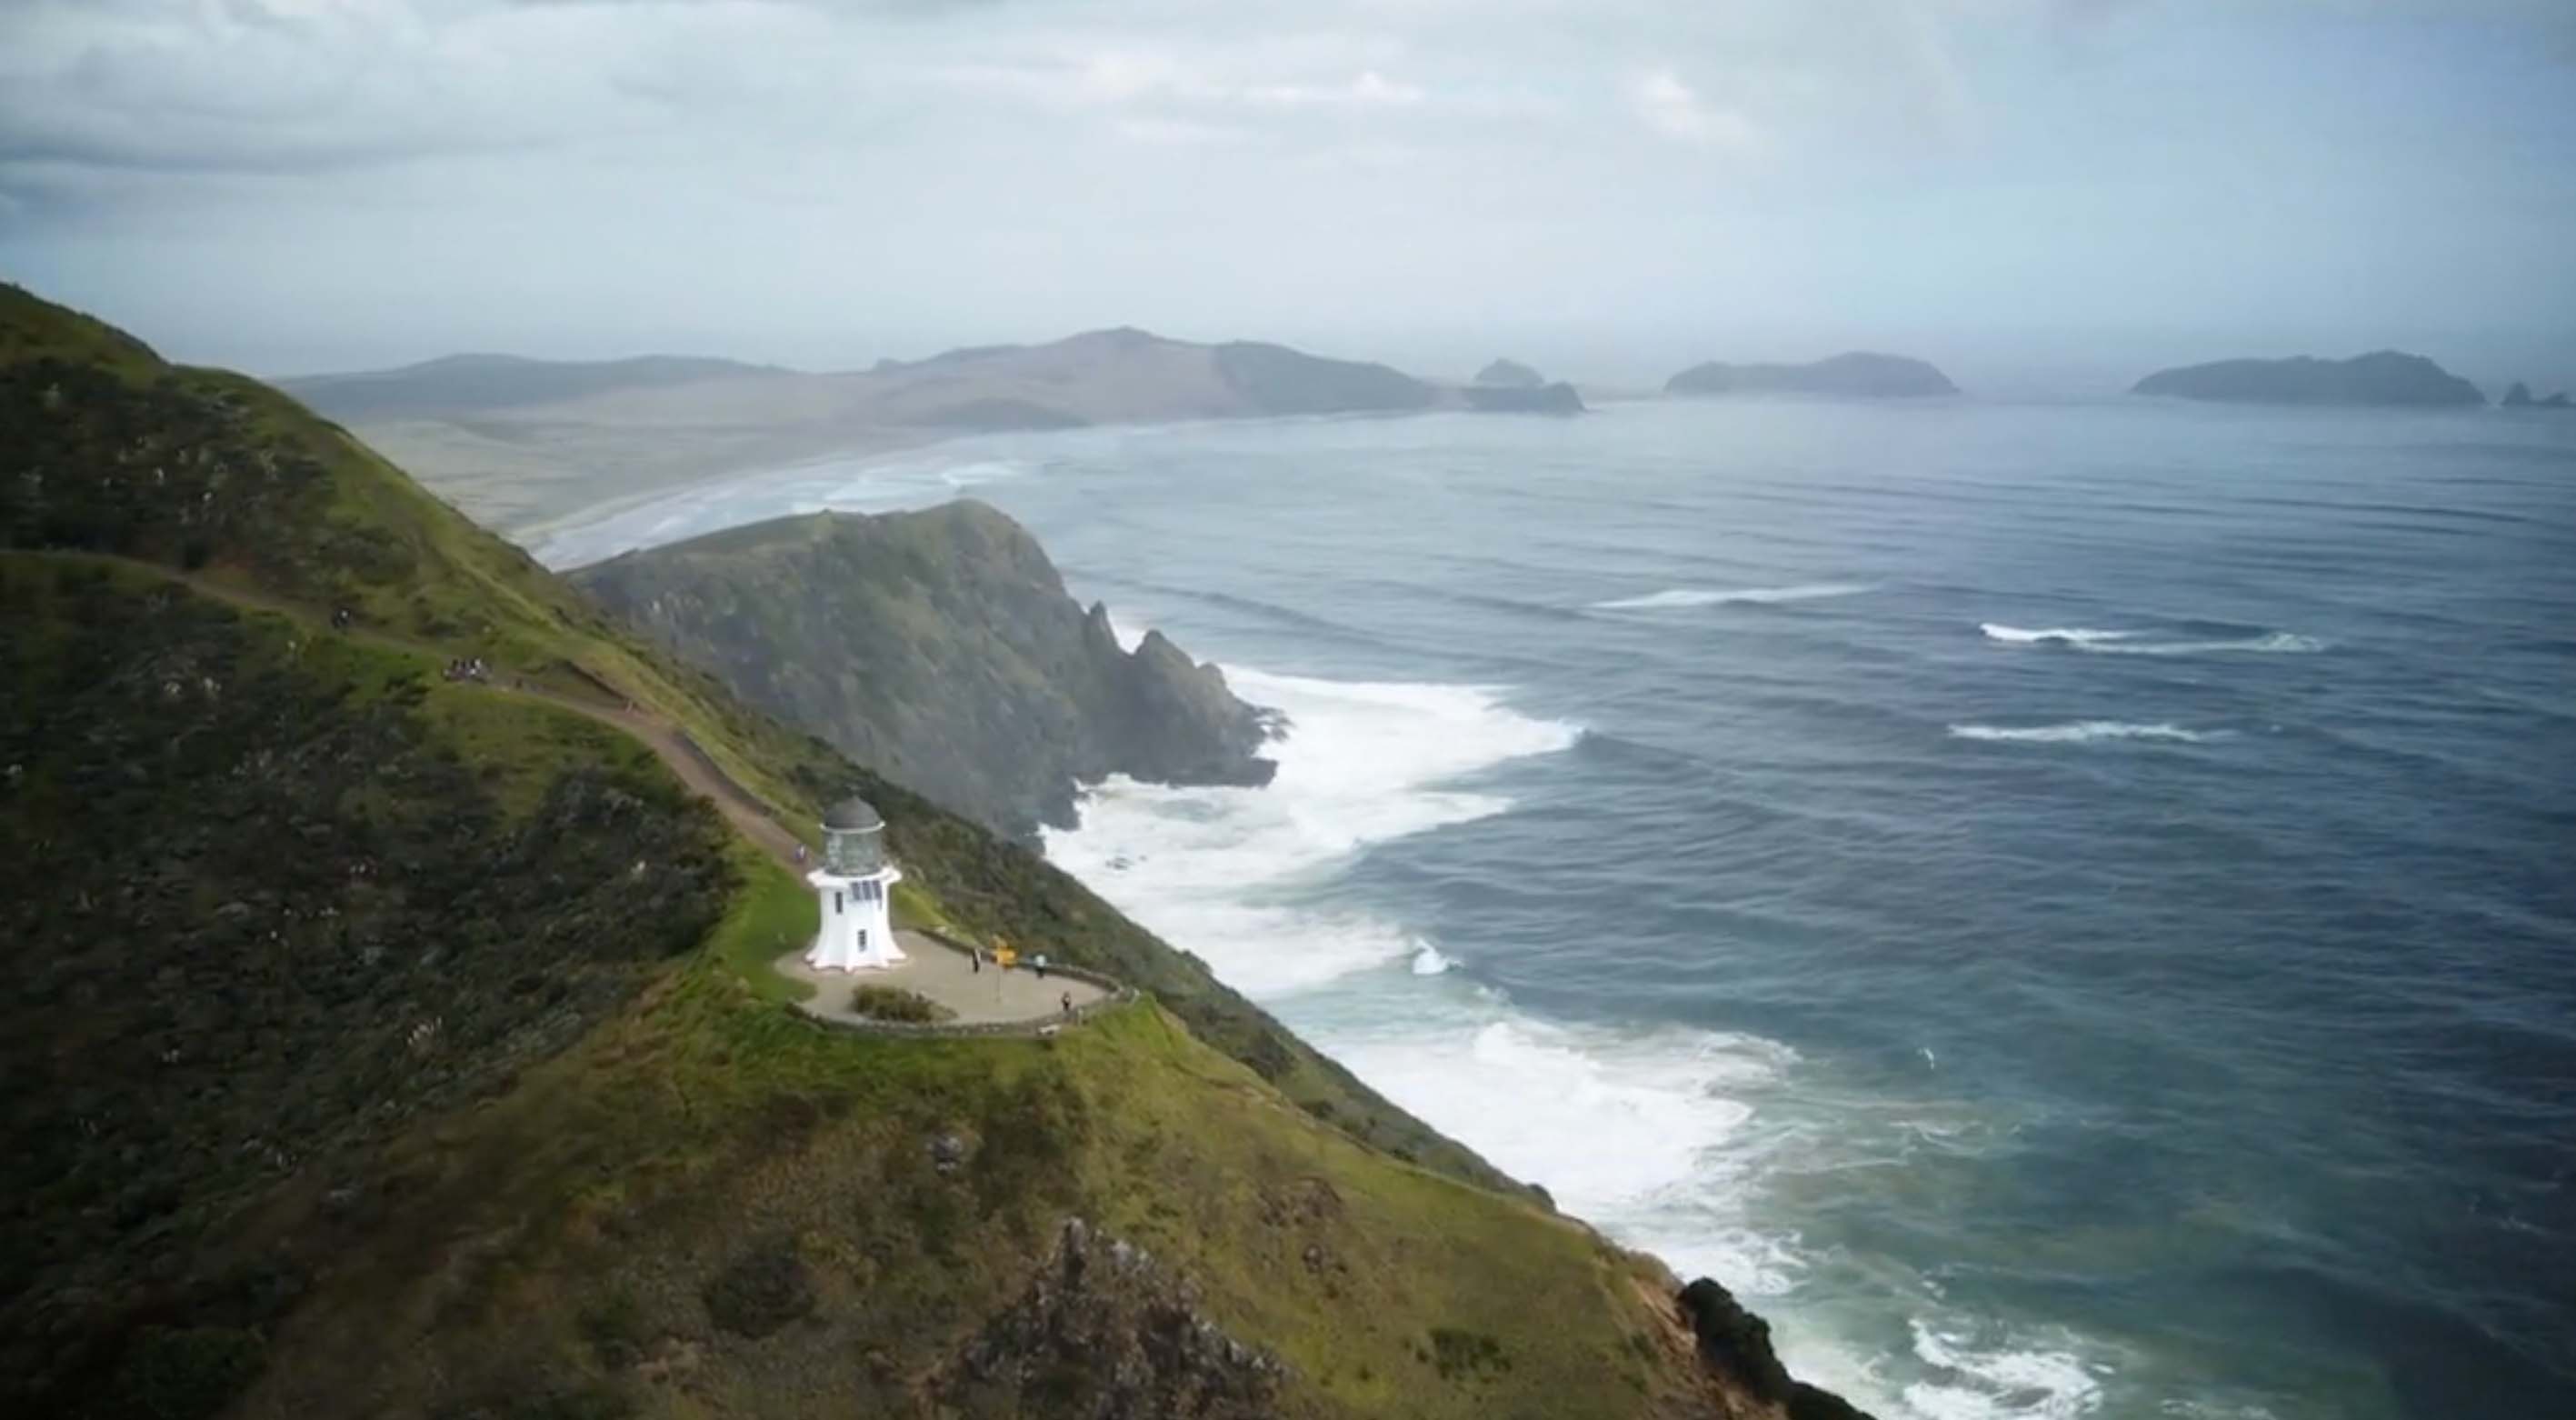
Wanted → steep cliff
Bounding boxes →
[570,504,1275,840]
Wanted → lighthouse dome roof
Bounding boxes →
[823,795,884,832]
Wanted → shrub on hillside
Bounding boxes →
[847,985,950,1024]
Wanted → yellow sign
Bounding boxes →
[993,947,1018,969]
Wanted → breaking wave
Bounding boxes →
[1043,658,1580,995]
[1596,583,1877,611]
[1979,624,2138,646]
[1949,721,2220,744]
[1981,623,2323,655]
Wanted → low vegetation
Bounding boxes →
[848,985,954,1024]
[0,558,732,1415]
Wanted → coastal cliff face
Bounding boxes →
[3,281,1871,1420]
[2132,351,2485,405]
[1665,353,1958,398]
[570,502,1273,840]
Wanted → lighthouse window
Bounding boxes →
[834,891,844,913]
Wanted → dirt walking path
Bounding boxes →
[89,554,1121,1028]
[121,556,808,872]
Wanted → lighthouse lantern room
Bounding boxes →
[806,795,905,971]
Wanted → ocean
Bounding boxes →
[534,395,2576,1419]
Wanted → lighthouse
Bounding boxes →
[806,795,905,971]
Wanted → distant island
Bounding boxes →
[1665,352,1959,398]
[2132,351,2485,406]
[1464,358,1583,415]
[2501,382,2573,410]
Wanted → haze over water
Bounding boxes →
[538,397,2576,1419]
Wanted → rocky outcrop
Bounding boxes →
[1666,353,1957,398]
[569,501,1276,840]
[1679,1279,1878,1420]
[1474,358,1545,388]
[936,1218,1287,1419]
[2501,382,2572,410]
[2132,352,2485,406]
[1464,381,1585,415]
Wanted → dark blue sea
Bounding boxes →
[537,396,2576,1419]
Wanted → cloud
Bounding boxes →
[1241,69,1426,111]
[1627,68,1763,153]
[939,39,1432,124]
[3,0,2571,381]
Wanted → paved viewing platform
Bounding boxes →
[778,929,1113,1031]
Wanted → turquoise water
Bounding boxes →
[538,397,2576,1418]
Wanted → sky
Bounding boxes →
[2,0,2572,390]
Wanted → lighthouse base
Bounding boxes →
[805,866,904,972]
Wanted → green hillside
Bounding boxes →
[0,283,1846,1420]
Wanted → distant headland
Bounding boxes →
[2132,351,2484,406]
[1665,352,1959,398]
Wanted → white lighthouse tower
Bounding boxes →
[806,795,905,971]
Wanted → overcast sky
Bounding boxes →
[3,0,2571,388]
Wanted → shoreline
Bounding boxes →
[505,427,944,563]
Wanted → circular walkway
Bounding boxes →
[777,929,1111,1029]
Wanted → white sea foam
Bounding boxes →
[1044,663,1579,995]
[2092,632,2324,655]
[1596,582,1877,611]
[1409,940,1456,975]
[1948,722,2218,745]
[1339,1015,1810,1287]
[1979,623,2322,655]
[1902,1319,2108,1420]
[1979,624,2140,646]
